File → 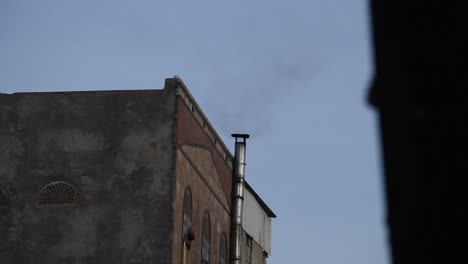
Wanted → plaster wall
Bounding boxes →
[0,88,176,264]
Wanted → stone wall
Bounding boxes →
[0,88,177,264]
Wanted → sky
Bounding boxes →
[1,1,389,263]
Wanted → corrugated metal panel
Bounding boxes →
[242,188,272,255]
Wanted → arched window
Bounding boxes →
[201,211,211,264]
[182,188,193,264]
[37,181,80,207]
[219,233,227,264]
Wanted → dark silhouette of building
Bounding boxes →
[0,76,275,264]
[369,1,468,263]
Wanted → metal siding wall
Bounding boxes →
[242,188,272,255]
[264,216,272,254]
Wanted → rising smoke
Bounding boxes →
[205,53,324,138]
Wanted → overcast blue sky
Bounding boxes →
[1,1,389,263]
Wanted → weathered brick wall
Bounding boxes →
[172,95,232,264]
[174,96,233,206]
[0,88,176,264]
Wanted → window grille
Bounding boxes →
[201,212,211,264]
[202,241,210,264]
[37,181,80,207]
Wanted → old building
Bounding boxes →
[0,76,275,264]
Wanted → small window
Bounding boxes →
[182,188,193,264]
[201,212,211,264]
[246,235,253,264]
[37,181,80,207]
[183,188,193,237]
[263,250,269,264]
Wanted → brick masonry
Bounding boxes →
[171,94,232,264]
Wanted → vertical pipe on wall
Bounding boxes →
[230,134,250,264]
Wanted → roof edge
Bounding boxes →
[167,75,234,165]
[245,181,277,218]
[9,88,166,95]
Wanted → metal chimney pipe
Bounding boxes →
[230,133,249,264]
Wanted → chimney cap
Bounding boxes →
[232,134,250,143]
[231,133,250,139]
